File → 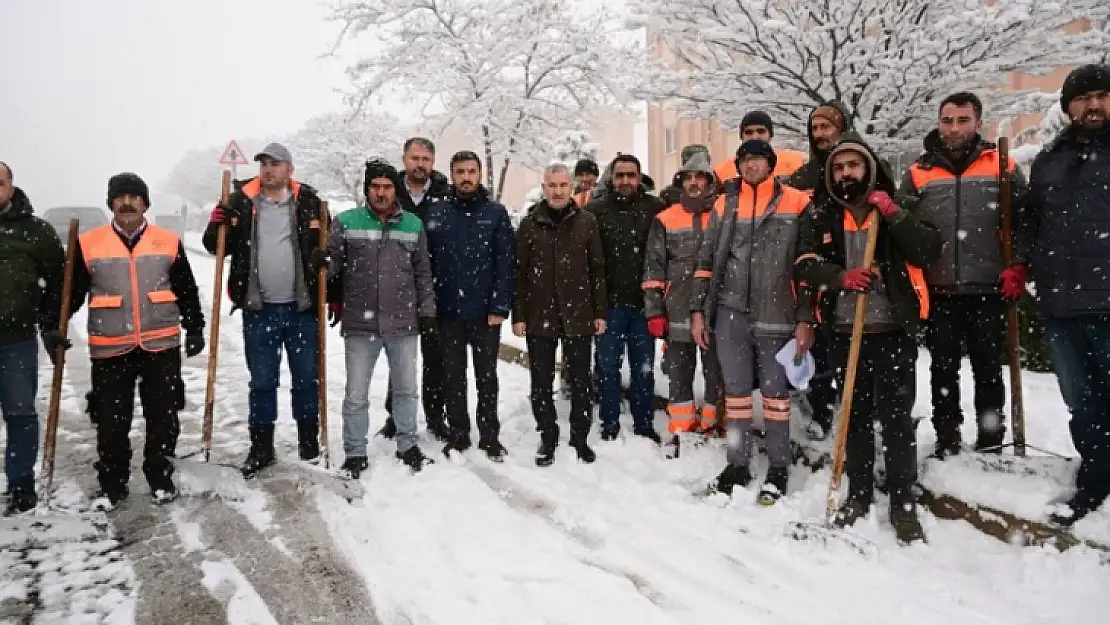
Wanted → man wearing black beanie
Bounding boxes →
[1016,63,1110,527]
[714,110,806,183]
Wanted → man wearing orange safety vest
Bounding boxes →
[793,136,943,545]
[690,141,814,504]
[902,92,1027,458]
[713,111,807,183]
[69,173,205,510]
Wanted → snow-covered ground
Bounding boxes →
[0,232,1106,624]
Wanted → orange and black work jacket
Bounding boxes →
[691,178,813,335]
[642,194,715,343]
[70,223,204,360]
[902,132,1026,295]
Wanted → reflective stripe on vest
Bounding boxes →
[80,224,181,359]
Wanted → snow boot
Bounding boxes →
[478,437,507,462]
[833,497,871,529]
[4,481,36,516]
[570,437,596,464]
[240,424,277,479]
[397,446,434,473]
[535,432,558,467]
[633,427,662,445]
[341,456,369,480]
[297,419,320,462]
[150,483,179,506]
[1048,491,1104,527]
[91,486,130,512]
[714,464,752,496]
[665,434,680,459]
[600,425,619,442]
[758,467,789,506]
[890,502,926,545]
[932,421,962,459]
[377,417,397,440]
[442,436,472,458]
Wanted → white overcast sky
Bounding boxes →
[1,0,362,209]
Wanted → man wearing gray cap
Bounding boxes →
[203,142,328,478]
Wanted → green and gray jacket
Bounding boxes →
[0,188,65,346]
[327,204,435,337]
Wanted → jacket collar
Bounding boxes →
[0,187,33,222]
[240,177,303,201]
[531,200,577,227]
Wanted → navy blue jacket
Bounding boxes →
[1018,125,1110,317]
[425,186,515,321]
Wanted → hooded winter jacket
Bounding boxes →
[793,136,942,334]
[785,101,897,201]
[586,181,665,309]
[1018,124,1110,317]
[903,131,1027,295]
[0,188,66,345]
[327,203,435,337]
[424,186,515,321]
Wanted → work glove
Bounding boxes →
[309,248,330,274]
[328,302,342,327]
[419,317,438,337]
[999,264,1029,302]
[209,204,229,225]
[840,267,877,293]
[42,330,72,366]
[867,191,898,218]
[185,332,206,358]
[646,316,668,339]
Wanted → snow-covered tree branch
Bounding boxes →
[287,109,406,203]
[161,139,266,207]
[629,0,1103,153]
[329,0,637,201]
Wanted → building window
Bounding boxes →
[664,127,677,154]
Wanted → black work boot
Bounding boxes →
[341,456,369,480]
[714,464,753,496]
[91,486,130,512]
[833,496,872,529]
[890,501,926,545]
[297,420,320,462]
[241,424,277,479]
[148,474,179,506]
[478,437,507,462]
[443,436,472,458]
[397,446,434,473]
[973,411,1006,453]
[932,421,962,459]
[377,417,397,440]
[758,467,790,505]
[4,480,37,516]
[569,436,596,464]
[535,432,558,467]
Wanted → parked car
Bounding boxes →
[41,206,111,245]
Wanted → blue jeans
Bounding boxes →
[242,303,319,426]
[596,306,655,431]
[0,339,39,491]
[1044,314,1110,502]
[342,333,419,457]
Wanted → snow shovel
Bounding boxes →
[317,201,331,469]
[787,208,880,555]
[202,170,232,462]
[39,218,81,505]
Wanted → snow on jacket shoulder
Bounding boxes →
[327,205,435,337]
[425,186,515,321]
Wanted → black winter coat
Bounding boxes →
[585,185,665,309]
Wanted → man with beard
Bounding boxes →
[0,162,68,514]
[323,160,437,476]
[660,145,712,206]
[71,173,206,509]
[379,137,451,442]
[794,136,941,545]
[690,142,814,502]
[903,92,1027,457]
[514,164,607,467]
[713,111,807,182]
[644,153,723,452]
[428,151,514,461]
[205,143,327,477]
[587,154,665,443]
[1016,65,1110,526]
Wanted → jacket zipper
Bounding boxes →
[953,169,962,286]
[745,184,757,314]
[128,249,142,348]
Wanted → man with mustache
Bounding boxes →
[1016,64,1110,526]
[903,92,1028,458]
[427,151,514,461]
[204,143,328,477]
[514,163,607,466]
[69,173,206,509]
[0,161,67,515]
[587,154,665,443]
[794,136,942,544]
[378,137,451,443]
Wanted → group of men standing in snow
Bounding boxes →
[1,65,1108,545]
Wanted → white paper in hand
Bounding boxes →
[775,338,816,390]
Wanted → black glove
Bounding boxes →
[309,248,330,274]
[42,330,72,366]
[185,332,206,358]
[418,317,437,336]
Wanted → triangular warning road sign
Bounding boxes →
[219,140,250,166]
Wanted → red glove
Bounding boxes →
[841,267,877,292]
[999,264,1029,301]
[867,191,898,218]
[646,316,668,339]
[327,302,342,327]
[210,205,228,225]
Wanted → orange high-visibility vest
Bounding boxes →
[80,224,182,359]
